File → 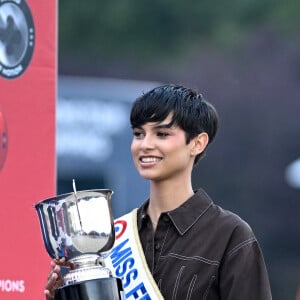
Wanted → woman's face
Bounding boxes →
[130,114,196,182]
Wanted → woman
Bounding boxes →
[45,84,272,299]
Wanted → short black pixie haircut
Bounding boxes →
[130,84,219,164]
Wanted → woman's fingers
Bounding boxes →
[44,260,64,299]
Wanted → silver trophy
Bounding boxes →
[35,182,123,300]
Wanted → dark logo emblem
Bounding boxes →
[0,0,35,79]
[0,109,8,171]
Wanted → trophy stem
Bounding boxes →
[72,254,102,269]
[64,254,112,286]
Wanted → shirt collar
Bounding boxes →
[137,189,213,235]
[137,200,150,230]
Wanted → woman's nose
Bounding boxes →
[140,134,155,149]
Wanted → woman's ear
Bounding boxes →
[191,132,209,156]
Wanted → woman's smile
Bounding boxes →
[139,156,163,164]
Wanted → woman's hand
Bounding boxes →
[44,258,73,300]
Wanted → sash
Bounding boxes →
[104,209,164,300]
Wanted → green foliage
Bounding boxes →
[58,0,300,63]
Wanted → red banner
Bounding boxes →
[0,0,57,299]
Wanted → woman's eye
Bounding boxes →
[157,132,169,137]
[133,131,144,138]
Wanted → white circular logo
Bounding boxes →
[0,0,35,79]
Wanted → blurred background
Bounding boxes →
[56,1,300,299]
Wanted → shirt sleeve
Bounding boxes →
[219,237,272,300]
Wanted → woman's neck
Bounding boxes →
[147,179,194,227]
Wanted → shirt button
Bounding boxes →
[155,243,161,251]
[162,215,169,222]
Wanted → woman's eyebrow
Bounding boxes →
[153,122,173,129]
[132,121,174,130]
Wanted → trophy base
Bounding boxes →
[54,277,124,300]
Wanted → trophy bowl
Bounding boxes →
[35,188,124,299]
